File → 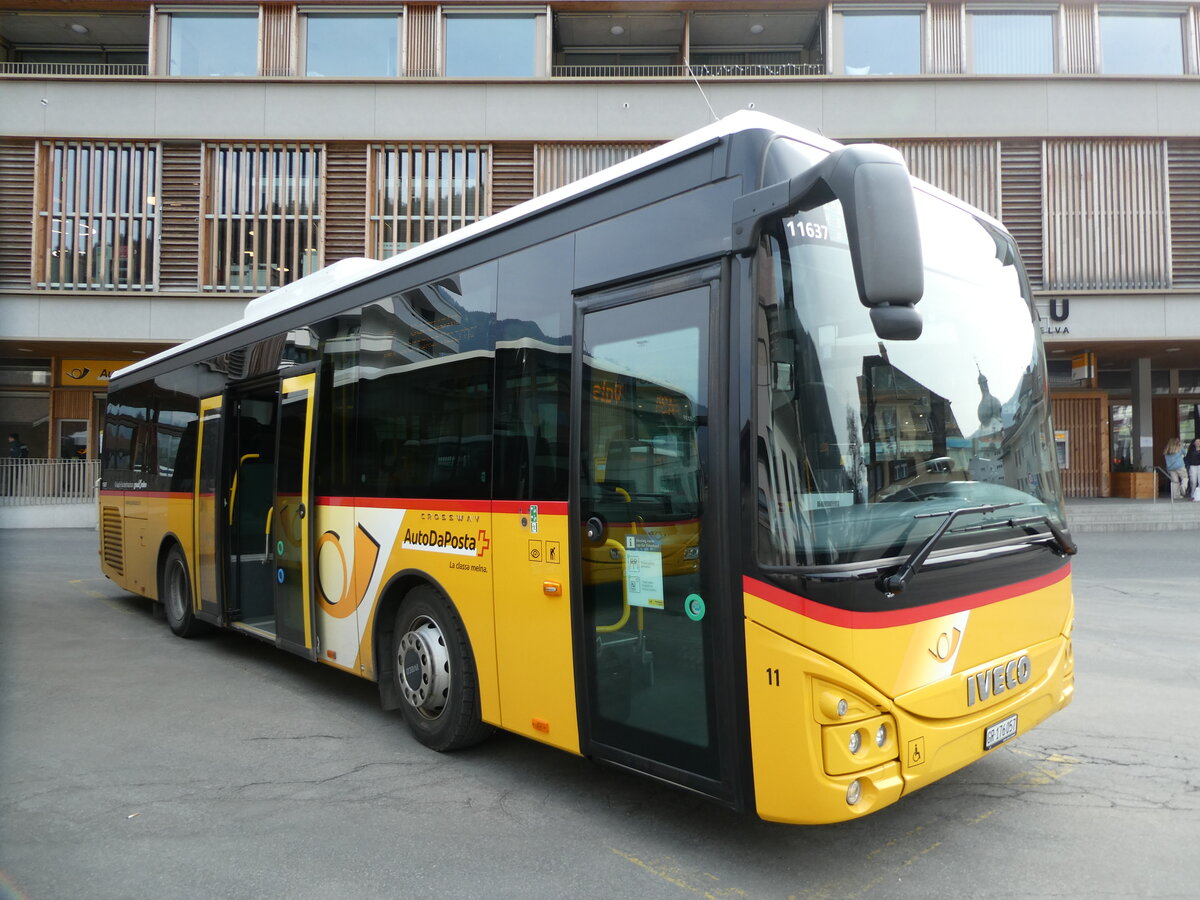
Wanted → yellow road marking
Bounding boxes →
[610,849,748,899]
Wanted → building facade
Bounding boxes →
[1,0,1198,495]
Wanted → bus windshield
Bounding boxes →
[755,189,1065,568]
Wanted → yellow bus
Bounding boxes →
[99,112,1075,824]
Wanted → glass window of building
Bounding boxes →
[0,391,51,459]
[202,143,322,292]
[167,13,258,76]
[444,14,541,77]
[839,11,922,76]
[1180,399,1199,443]
[1099,13,1184,75]
[970,11,1055,74]
[305,14,399,77]
[36,141,158,290]
[371,143,488,255]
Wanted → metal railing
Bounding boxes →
[0,61,828,79]
[552,63,824,78]
[0,459,100,506]
[0,62,148,76]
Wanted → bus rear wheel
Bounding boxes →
[392,586,492,751]
[161,545,207,638]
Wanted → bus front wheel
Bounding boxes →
[392,586,492,751]
[161,545,207,638]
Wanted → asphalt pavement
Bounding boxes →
[1,528,1197,899]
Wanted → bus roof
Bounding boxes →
[110,110,1002,384]
[113,111,831,383]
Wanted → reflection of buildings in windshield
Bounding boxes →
[999,362,1055,501]
[586,365,701,518]
[860,354,965,499]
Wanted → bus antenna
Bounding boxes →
[686,64,720,122]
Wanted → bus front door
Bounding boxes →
[576,274,733,800]
[271,369,319,658]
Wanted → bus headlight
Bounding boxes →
[846,779,863,806]
[836,698,849,717]
[848,730,862,754]
[875,724,888,748]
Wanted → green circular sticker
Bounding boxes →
[685,594,706,621]
[276,540,285,556]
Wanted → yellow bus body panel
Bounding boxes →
[491,506,580,753]
[744,568,1075,824]
[347,501,580,754]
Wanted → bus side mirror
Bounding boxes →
[732,144,924,341]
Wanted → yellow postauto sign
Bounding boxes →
[60,360,134,388]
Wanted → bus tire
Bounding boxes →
[161,544,207,638]
[392,586,493,752]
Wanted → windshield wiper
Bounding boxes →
[950,513,1078,557]
[876,501,1025,596]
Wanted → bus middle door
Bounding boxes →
[271,368,320,659]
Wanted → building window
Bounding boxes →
[0,390,50,458]
[166,12,258,76]
[839,11,922,76]
[304,14,399,77]
[370,144,488,256]
[969,11,1055,74]
[1099,13,1184,75]
[203,144,322,292]
[37,141,158,290]
[444,13,541,77]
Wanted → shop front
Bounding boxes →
[1039,296,1200,498]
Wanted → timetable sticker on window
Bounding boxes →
[624,534,664,610]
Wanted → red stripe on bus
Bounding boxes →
[99,490,193,499]
[744,565,1070,630]
[492,500,568,515]
[316,497,493,513]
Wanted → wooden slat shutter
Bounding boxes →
[159,143,202,291]
[928,4,963,74]
[324,143,368,262]
[534,142,658,195]
[491,143,534,213]
[406,5,438,77]
[889,140,1000,219]
[1061,3,1097,74]
[1000,140,1045,289]
[261,4,296,77]
[0,140,35,288]
[1044,140,1168,291]
[1168,139,1200,287]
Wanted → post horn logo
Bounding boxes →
[929,627,962,662]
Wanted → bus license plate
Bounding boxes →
[984,714,1018,750]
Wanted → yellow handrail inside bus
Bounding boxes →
[594,535,647,637]
[263,505,273,560]
[596,538,629,632]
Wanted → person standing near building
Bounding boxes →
[1184,438,1200,502]
[5,432,29,496]
[1162,437,1188,500]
